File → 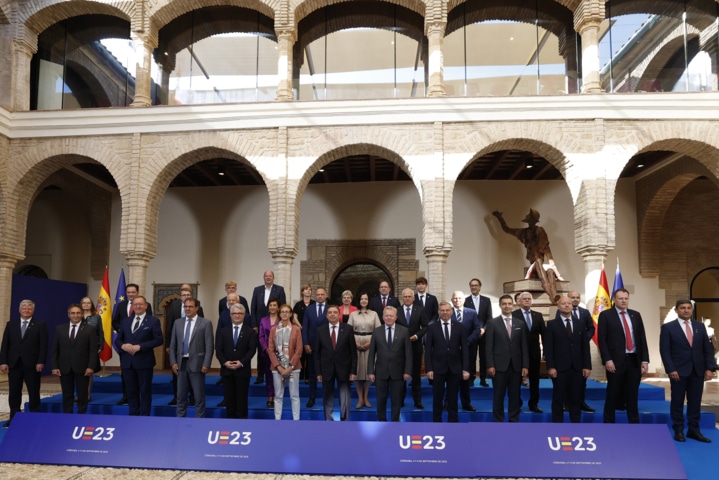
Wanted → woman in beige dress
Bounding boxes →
[347,292,380,408]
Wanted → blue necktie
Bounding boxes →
[233,325,239,345]
[183,319,192,356]
[524,311,532,330]
[387,327,393,347]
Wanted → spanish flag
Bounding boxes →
[591,264,611,345]
[96,267,113,362]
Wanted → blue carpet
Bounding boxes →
[1,374,716,479]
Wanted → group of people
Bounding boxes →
[0,272,715,442]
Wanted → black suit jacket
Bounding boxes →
[544,317,591,372]
[314,322,357,382]
[250,285,286,321]
[218,295,250,317]
[415,293,439,324]
[165,298,205,348]
[369,295,401,322]
[51,322,100,374]
[464,294,492,329]
[485,315,529,373]
[597,308,649,368]
[367,324,412,380]
[660,319,716,377]
[513,308,544,360]
[112,299,153,332]
[0,317,48,369]
[215,322,257,377]
[424,320,469,375]
[572,306,596,341]
[397,304,427,341]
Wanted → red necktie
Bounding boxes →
[382,296,386,308]
[621,311,633,351]
[331,325,337,349]
[685,320,693,347]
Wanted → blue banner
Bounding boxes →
[0,413,686,479]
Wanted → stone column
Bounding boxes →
[0,253,22,381]
[125,253,153,300]
[275,29,296,101]
[578,247,608,381]
[271,252,295,301]
[10,38,37,111]
[425,21,447,97]
[130,34,157,107]
[424,248,450,303]
[574,2,605,93]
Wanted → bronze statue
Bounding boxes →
[492,209,564,301]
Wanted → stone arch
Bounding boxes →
[608,0,717,31]
[149,0,277,30]
[21,0,132,38]
[6,147,126,263]
[138,138,272,257]
[636,154,719,278]
[630,130,719,182]
[294,0,427,26]
[0,1,10,24]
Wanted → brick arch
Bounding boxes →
[608,0,716,31]
[636,157,718,278]
[21,0,132,37]
[149,0,277,30]
[293,141,420,211]
[7,150,127,261]
[294,0,427,26]
[327,246,400,287]
[0,1,10,24]
[632,135,719,183]
[138,142,271,257]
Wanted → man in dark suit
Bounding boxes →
[112,283,152,405]
[514,291,545,413]
[215,304,257,419]
[465,278,492,387]
[114,296,163,416]
[568,290,597,412]
[399,288,427,409]
[0,299,48,427]
[370,280,401,320]
[51,304,100,414]
[368,306,412,421]
[486,295,528,422]
[545,296,592,423]
[660,299,716,442]
[250,270,286,384]
[302,286,327,407]
[415,277,438,325]
[218,281,248,317]
[314,305,357,421]
[598,288,649,424]
[451,291,480,411]
[425,301,470,422]
[170,297,214,418]
[166,284,204,406]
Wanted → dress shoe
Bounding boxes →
[463,404,476,412]
[356,401,364,409]
[687,430,712,443]
[414,402,424,409]
[116,396,128,405]
[168,398,177,406]
[2,420,10,428]
[674,431,686,442]
[254,376,264,384]
[563,403,568,412]
[306,397,315,408]
[217,400,225,407]
[266,399,274,408]
[529,405,543,413]
[480,380,489,387]
[364,401,372,408]
[581,402,595,412]
[522,380,529,387]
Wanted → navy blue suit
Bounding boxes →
[114,314,163,415]
[514,308,545,408]
[302,302,328,398]
[218,295,249,320]
[398,303,426,404]
[415,293,439,325]
[465,294,492,383]
[250,284,286,321]
[597,308,649,423]
[660,319,716,434]
[569,306,595,404]
[544,316,591,422]
[425,319,469,422]
[453,307,480,407]
[370,295,401,321]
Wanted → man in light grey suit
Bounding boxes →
[170,297,214,418]
[368,306,412,421]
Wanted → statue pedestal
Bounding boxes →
[503,279,571,320]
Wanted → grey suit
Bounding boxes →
[367,323,412,421]
[486,315,529,422]
[170,316,214,417]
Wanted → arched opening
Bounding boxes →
[330,262,393,305]
[690,267,719,326]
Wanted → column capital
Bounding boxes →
[12,38,37,57]
[275,28,297,43]
[576,246,609,261]
[422,246,451,259]
[122,252,154,267]
[424,20,447,37]
[573,0,605,33]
